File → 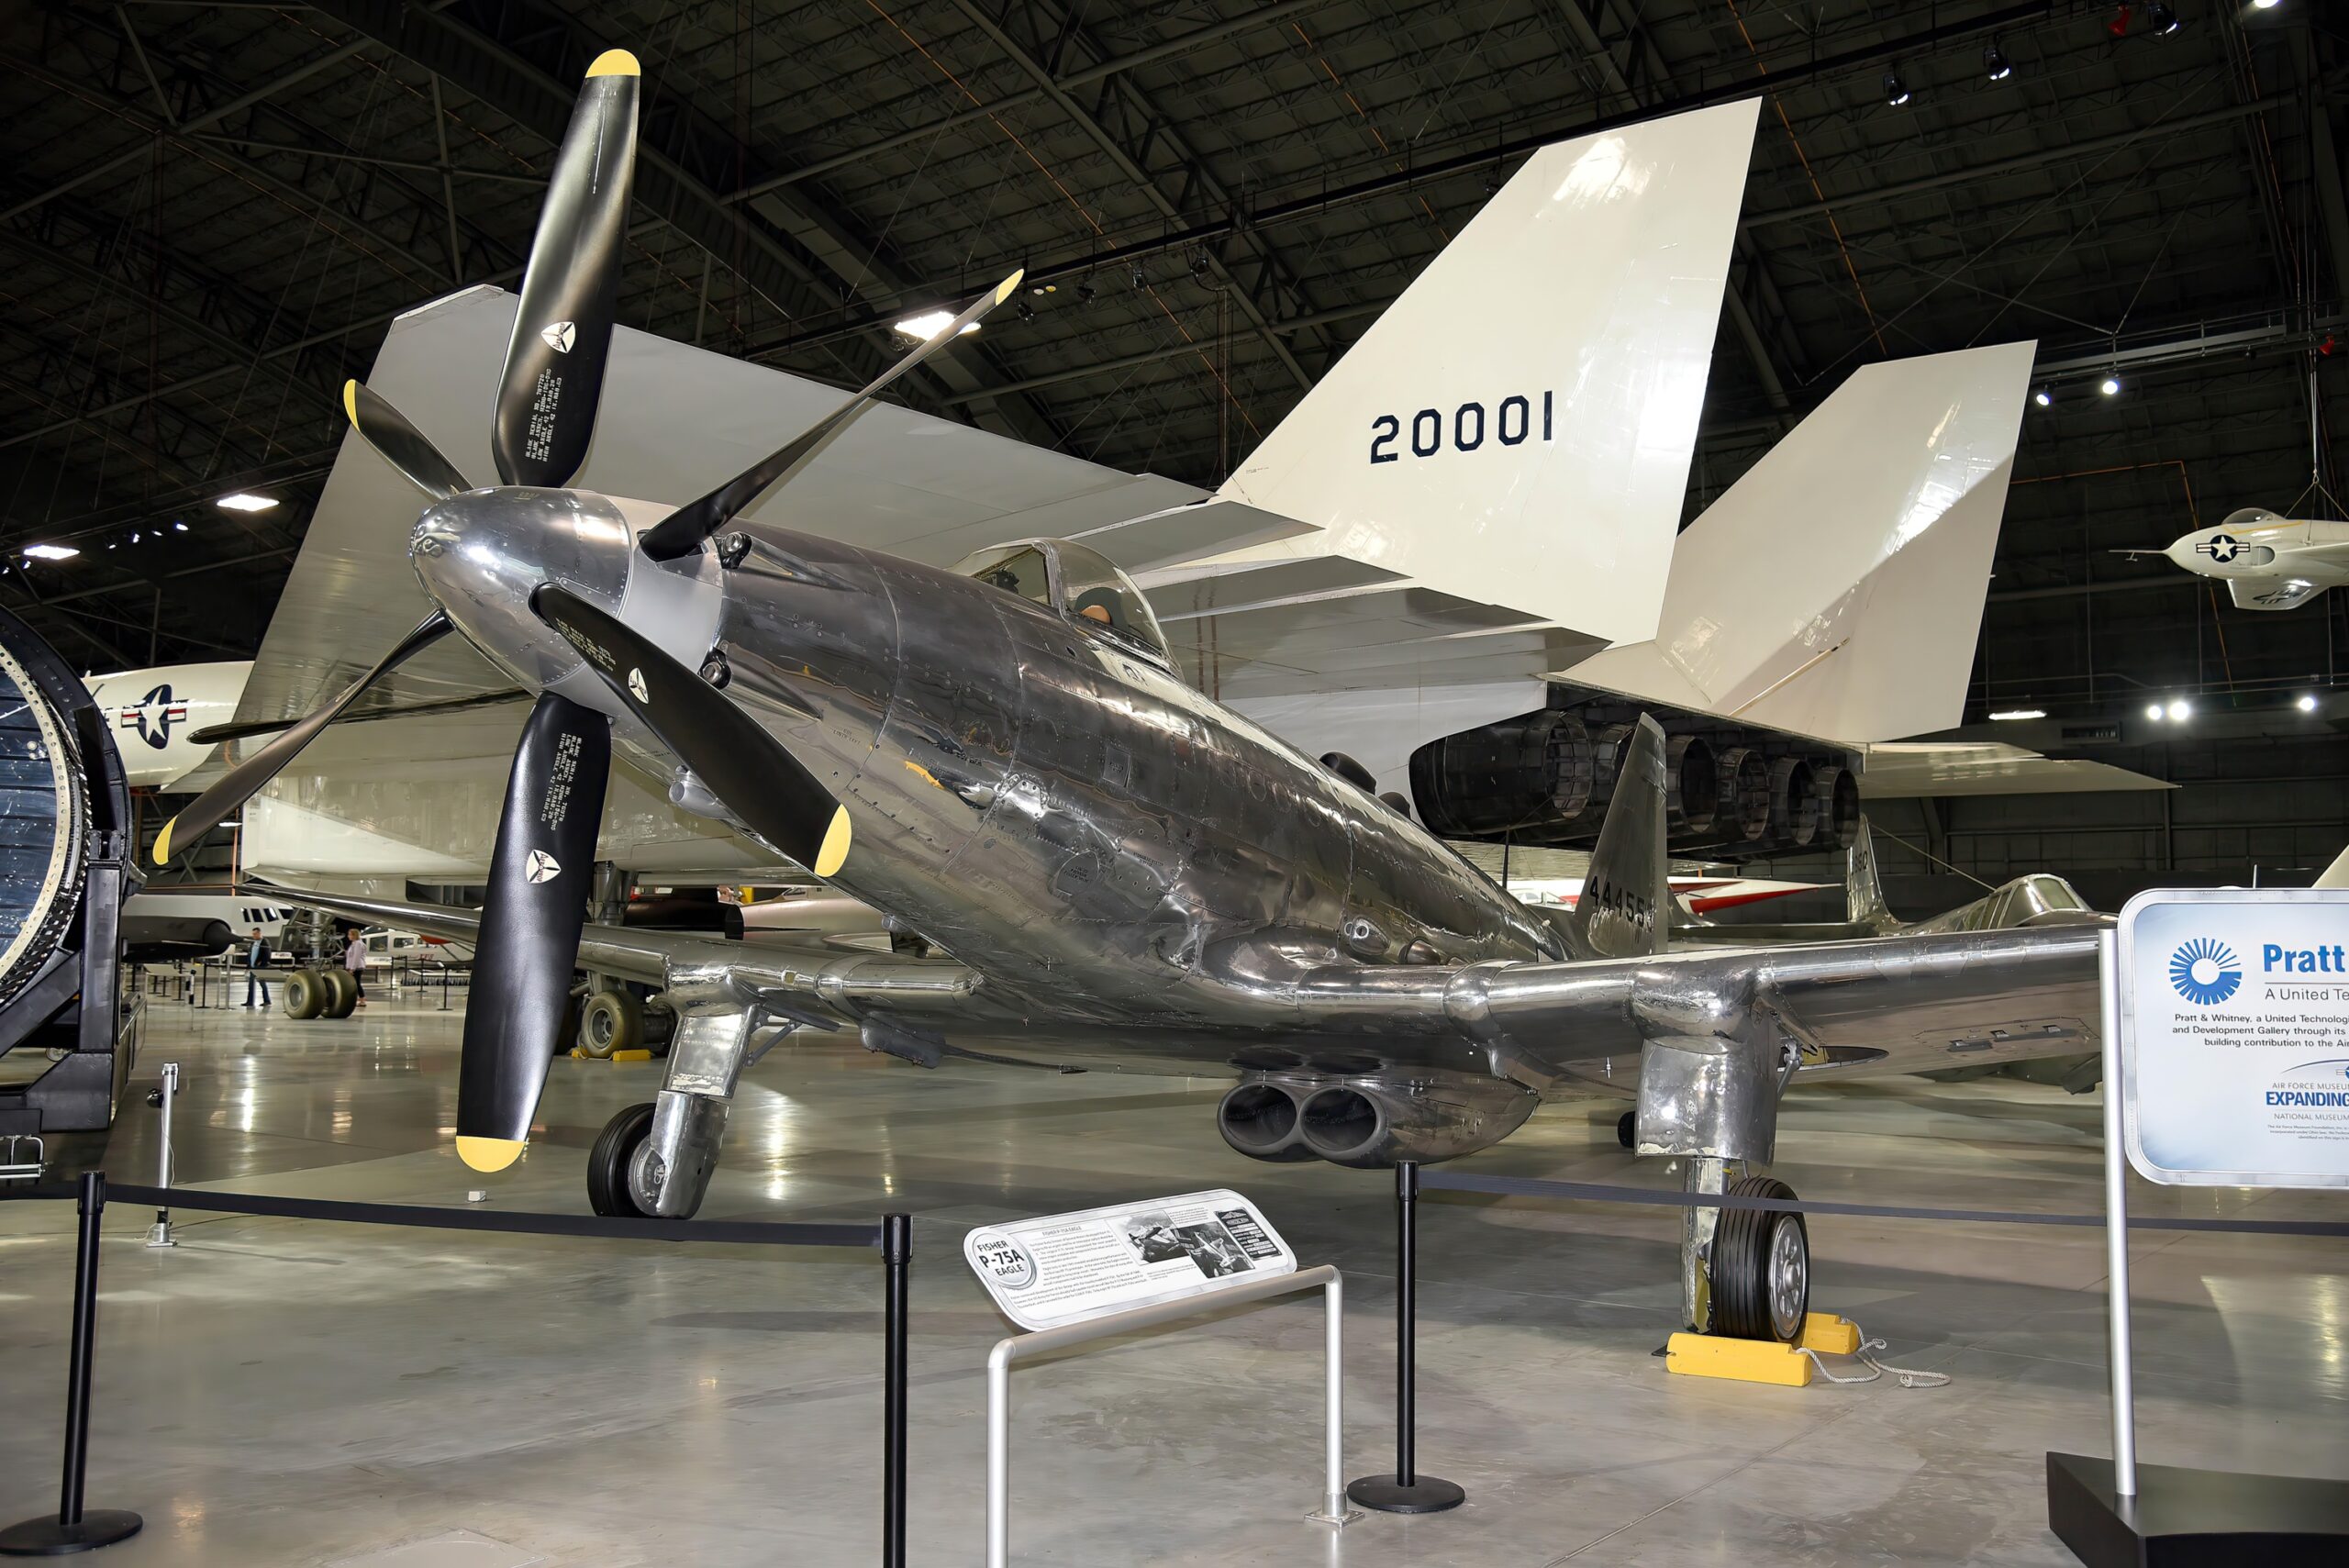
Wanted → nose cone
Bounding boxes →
[409,487,635,687]
[2163,532,2205,570]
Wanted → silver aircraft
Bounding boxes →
[164,51,2107,1347]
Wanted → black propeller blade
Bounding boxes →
[454,691,611,1172]
[490,50,639,490]
[531,584,851,876]
[343,381,472,500]
[636,268,1023,562]
[154,611,454,865]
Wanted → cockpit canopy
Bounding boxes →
[2219,506,2286,531]
[950,539,1174,669]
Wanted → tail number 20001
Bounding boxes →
[1371,392,1553,463]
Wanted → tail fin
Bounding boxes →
[1844,817,1898,933]
[1212,100,1761,651]
[1567,716,1669,960]
[1565,340,2036,743]
[2316,845,2349,889]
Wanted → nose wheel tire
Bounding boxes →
[586,1102,658,1218]
[1616,1110,1636,1150]
[1709,1175,1809,1343]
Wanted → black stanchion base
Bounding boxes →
[1347,1474,1465,1515]
[0,1510,143,1557]
[2048,1452,2349,1566]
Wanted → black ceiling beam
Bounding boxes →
[740,0,2056,366]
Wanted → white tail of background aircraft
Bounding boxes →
[1203,97,1764,654]
[1567,340,2037,745]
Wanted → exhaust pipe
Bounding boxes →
[1297,1085,1386,1168]
[1217,1082,1314,1162]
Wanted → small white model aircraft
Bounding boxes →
[2123,506,2349,611]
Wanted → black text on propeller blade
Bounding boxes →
[490,51,639,490]
[454,691,612,1171]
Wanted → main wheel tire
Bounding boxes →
[578,988,644,1059]
[1616,1110,1637,1150]
[1709,1175,1809,1343]
[587,1103,658,1217]
[320,966,358,1018]
[282,968,327,1019]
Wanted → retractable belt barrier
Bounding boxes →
[0,1173,915,1565]
[1345,1161,2349,1518]
[1418,1169,2349,1237]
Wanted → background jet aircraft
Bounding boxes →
[158,56,2110,1351]
[2120,506,2349,610]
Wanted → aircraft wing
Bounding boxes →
[250,885,979,1025]
[1444,920,2105,1083]
[2227,574,2325,611]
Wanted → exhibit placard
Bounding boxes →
[963,1189,1297,1332]
[2116,888,2349,1188]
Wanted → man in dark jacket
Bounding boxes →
[244,928,271,1008]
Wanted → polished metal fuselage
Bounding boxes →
[409,489,1563,1076]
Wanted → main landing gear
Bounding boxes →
[586,1103,658,1218]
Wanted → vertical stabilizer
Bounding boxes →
[1844,818,1898,934]
[1568,716,1670,960]
[2315,844,2349,889]
[1565,341,2035,742]
[1208,99,1762,651]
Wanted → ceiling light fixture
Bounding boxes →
[2148,3,2183,34]
[2100,373,2122,396]
[2298,693,2320,712]
[173,520,188,532]
[891,309,975,341]
[2143,704,2164,721]
[2166,698,2191,721]
[1984,39,2012,81]
[1988,707,2045,721]
[1883,69,1911,107]
[2033,387,2052,407]
[2251,1,2281,11]
[216,492,278,512]
[22,544,77,561]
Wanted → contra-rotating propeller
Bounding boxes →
[156,45,1018,1174]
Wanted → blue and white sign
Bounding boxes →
[2116,888,2349,1188]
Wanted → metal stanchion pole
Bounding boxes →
[146,1065,177,1248]
[2097,929,2138,1497]
[1347,1162,1464,1514]
[882,1214,909,1568]
[0,1173,142,1555]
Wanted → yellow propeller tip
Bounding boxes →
[995,269,1026,306]
[586,49,640,77]
[340,381,360,428]
[813,806,852,879]
[456,1136,526,1173]
[151,819,173,866]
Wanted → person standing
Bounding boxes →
[244,927,271,1009]
[343,928,368,1008]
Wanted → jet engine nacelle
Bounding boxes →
[1408,691,1862,862]
[1217,1073,1537,1168]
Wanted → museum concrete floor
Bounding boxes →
[2,982,2343,1567]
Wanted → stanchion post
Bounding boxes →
[881,1214,909,1568]
[0,1172,142,1556]
[146,1065,177,1248]
[1346,1162,1464,1514]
